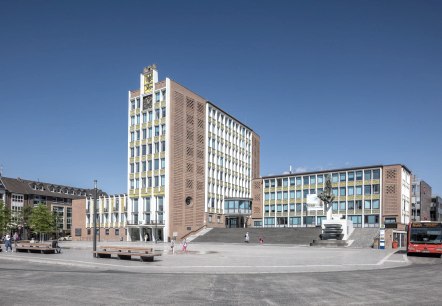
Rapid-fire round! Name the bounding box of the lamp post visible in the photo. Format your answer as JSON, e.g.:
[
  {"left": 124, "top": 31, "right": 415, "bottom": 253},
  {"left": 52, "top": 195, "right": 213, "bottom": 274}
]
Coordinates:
[{"left": 93, "top": 180, "right": 97, "bottom": 257}]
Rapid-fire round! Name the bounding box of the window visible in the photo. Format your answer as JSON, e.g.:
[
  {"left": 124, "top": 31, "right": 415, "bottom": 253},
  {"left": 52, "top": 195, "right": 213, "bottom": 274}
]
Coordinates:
[
  {"left": 155, "top": 92, "right": 160, "bottom": 102},
  {"left": 142, "top": 145, "right": 146, "bottom": 155},
  {"left": 356, "top": 171, "right": 363, "bottom": 180},
  {"left": 339, "top": 201, "right": 346, "bottom": 210},
  {"left": 303, "top": 176, "right": 309, "bottom": 185},
  {"left": 373, "top": 184, "right": 380, "bottom": 194},
  {"left": 105, "top": 229, "right": 109, "bottom": 235},
  {"left": 290, "top": 191, "right": 295, "bottom": 199},
  {"left": 296, "top": 190, "right": 301, "bottom": 199},
  {"left": 283, "top": 192, "right": 288, "bottom": 200},
  {"left": 283, "top": 178, "right": 288, "bottom": 187},
  {"left": 364, "top": 170, "right": 372, "bottom": 180},
  {"left": 290, "top": 178, "right": 295, "bottom": 186},
  {"left": 155, "top": 126, "right": 160, "bottom": 136},
  {"left": 332, "top": 173, "right": 338, "bottom": 183},
  {"left": 348, "top": 172, "right": 354, "bottom": 181},
  {"left": 161, "top": 107, "right": 166, "bottom": 117},
  {"left": 373, "top": 169, "right": 380, "bottom": 180},
  {"left": 115, "top": 229, "right": 120, "bottom": 236},
  {"left": 356, "top": 200, "right": 362, "bottom": 209},
  {"left": 332, "top": 188, "right": 338, "bottom": 196},
  {"left": 296, "top": 177, "right": 302, "bottom": 186},
  {"left": 356, "top": 186, "right": 362, "bottom": 195},
  {"left": 364, "top": 185, "right": 371, "bottom": 195},
  {"left": 372, "top": 199, "right": 380, "bottom": 209},
  {"left": 277, "top": 192, "right": 282, "bottom": 200},
  {"left": 277, "top": 179, "right": 282, "bottom": 187},
  {"left": 317, "top": 175, "right": 324, "bottom": 184},
  {"left": 340, "top": 187, "right": 346, "bottom": 196},
  {"left": 348, "top": 186, "right": 354, "bottom": 196},
  {"left": 310, "top": 176, "right": 316, "bottom": 185},
  {"left": 143, "top": 113, "right": 147, "bottom": 123},
  {"left": 364, "top": 200, "right": 371, "bottom": 209},
  {"left": 265, "top": 193, "right": 270, "bottom": 201},
  {"left": 340, "top": 173, "right": 346, "bottom": 182},
  {"left": 264, "top": 180, "right": 270, "bottom": 188},
  {"left": 348, "top": 201, "right": 354, "bottom": 210}
]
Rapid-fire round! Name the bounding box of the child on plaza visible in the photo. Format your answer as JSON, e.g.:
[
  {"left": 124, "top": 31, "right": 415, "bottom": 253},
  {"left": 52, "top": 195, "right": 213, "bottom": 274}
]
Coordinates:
[{"left": 181, "top": 238, "right": 188, "bottom": 253}]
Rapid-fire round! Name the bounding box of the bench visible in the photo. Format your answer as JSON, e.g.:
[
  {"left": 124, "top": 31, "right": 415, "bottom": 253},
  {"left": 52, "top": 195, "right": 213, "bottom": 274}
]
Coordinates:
[
  {"left": 15, "top": 241, "right": 61, "bottom": 254},
  {"left": 93, "top": 246, "right": 161, "bottom": 262}
]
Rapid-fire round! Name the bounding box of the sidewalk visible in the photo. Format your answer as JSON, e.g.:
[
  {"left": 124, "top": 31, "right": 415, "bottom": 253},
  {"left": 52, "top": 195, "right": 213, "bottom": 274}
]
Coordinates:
[{"left": 0, "top": 241, "right": 410, "bottom": 274}]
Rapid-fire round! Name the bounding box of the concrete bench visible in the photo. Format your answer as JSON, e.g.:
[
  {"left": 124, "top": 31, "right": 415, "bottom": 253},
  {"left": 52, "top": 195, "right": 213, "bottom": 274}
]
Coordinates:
[
  {"left": 16, "top": 241, "right": 61, "bottom": 254},
  {"left": 93, "top": 246, "right": 161, "bottom": 262}
]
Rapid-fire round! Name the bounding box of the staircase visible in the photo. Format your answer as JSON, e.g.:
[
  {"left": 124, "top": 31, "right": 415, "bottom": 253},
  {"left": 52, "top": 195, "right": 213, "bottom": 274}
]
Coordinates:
[
  {"left": 192, "top": 227, "right": 322, "bottom": 245},
  {"left": 347, "top": 228, "right": 380, "bottom": 248},
  {"left": 185, "top": 227, "right": 213, "bottom": 242}
]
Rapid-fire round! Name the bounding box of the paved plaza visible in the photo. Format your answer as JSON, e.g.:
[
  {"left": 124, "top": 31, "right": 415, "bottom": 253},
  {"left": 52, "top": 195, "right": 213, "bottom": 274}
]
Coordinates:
[{"left": 0, "top": 242, "right": 441, "bottom": 305}]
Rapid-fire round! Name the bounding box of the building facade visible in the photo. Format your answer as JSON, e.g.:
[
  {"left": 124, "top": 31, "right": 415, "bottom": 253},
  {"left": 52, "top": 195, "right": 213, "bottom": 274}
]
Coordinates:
[
  {"left": 253, "top": 165, "right": 412, "bottom": 244},
  {"left": 0, "top": 176, "right": 95, "bottom": 238},
  {"left": 72, "top": 194, "right": 127, "bottom": 241},
  {"left": 411, "top": 177, "right": 432, "bottom": 221},
  {"left": 125, "top": 65, "right": 260, "bottom": 241}
]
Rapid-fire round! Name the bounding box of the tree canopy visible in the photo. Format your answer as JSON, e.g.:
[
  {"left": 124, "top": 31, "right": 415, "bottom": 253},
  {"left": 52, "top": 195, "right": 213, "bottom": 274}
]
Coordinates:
[{"left": 29, "top": 203, "right": 55, "bottom": 239}]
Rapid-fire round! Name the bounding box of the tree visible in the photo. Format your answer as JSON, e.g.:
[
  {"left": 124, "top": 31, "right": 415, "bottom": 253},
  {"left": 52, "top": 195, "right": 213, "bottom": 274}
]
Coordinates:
[
  {"left": 29, "top": 203, "right": 55, "bottom": 241},
  {"left": 17, "top": 205, "right": 33, "bottom": 240},
  {"left": 0, "top": 200, "right": 12, "bottom": 237}
]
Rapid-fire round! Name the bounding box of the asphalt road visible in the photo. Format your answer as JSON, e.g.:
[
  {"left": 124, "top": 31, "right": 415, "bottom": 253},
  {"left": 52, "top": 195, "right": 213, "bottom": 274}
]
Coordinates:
[{"left": 0, "top": 254, "right": 441, "bottom": 305}]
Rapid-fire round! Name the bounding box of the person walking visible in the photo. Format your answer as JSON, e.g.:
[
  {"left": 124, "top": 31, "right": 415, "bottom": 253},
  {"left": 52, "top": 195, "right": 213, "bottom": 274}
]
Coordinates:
[
  {"left": 181, "top": 238, "right": 188, "bottom": 253},
  {"left": 5, "top": 234, "right": 12, "bottom": 252},
  {"left": 13, "top": 232, "right": 19, "bottom": 248},
  {"left": 170, "top": 239, "right": 175, "bottom": 254},
  {"left": 244, "top": 232, "right": 249, "bottom": 243}
]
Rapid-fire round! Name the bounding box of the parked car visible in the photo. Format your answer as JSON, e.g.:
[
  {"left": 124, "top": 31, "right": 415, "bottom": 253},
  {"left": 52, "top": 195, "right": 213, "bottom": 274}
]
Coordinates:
[{"left": 58, "top": 236, "right": 72, "bottom": 241}]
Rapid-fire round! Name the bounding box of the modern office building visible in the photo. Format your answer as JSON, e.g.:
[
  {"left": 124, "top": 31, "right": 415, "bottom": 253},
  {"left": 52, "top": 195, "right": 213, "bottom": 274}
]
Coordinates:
[
  {"left": 252, "top": 164, "right": 412, "bottom": 245},
  {"left": 123, "top": 65, "right": 260, "bottom": 241},
  {"left": 411, "top": 177, "right": 432, "bottom": 221},
  {"left": 0, "top": 176, "right": 96, "bottom": 238},
  {"left": 72, "top": 194, "right": 127, "bottom": 241}
]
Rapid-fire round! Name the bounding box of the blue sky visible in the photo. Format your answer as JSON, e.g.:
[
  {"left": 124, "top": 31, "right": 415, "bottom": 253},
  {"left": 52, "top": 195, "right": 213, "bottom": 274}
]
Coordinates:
[{"left": 1, "top": 1, "right": 441, "bottom": 195}]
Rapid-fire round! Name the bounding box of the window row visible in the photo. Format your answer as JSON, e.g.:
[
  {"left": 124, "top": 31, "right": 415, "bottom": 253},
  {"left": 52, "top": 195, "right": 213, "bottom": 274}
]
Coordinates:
[
  {"left": 130, "top": 141, "right": 166, "bottom": 157},
  {"left": 130, "top": 107, "right": 166, "bottom": 126},
  {"left": 130, "top": 125, "right": 166, "bottom": 141},
  {"left": 130, "top": 175, "right": 165, "bottom": 189},
  {"left": 264, "top": 200, "right": 380, "bottom": 213},
  {"left": 130, "top": 90, "right": 166, "bottom": 110},
  {"left": 264, "top": 184, "right": 380, "bottom": 200},
  {"left": 130, "top": 158, "right": 166, "bottom": 173},
  {"left": 264, "top": 169, "right": 381, "bottom": 188}
]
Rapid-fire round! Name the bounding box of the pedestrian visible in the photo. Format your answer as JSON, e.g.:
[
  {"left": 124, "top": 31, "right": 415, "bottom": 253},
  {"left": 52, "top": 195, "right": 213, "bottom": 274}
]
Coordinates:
[
  {"left": 5, "top": 234, "right": 12, "bottom": 252},
  {"left": 171, "top": 239, "right": 175, "bottom": 254},
  {"left": 144, "top": 233, "right": 148, "bottom": 242},
  {"left": 13, "top": 232, "right": 19, "bottom": 248},
  {"left": 259, "top": 237, "right": 263, "bottom": 245},
  {"left": 244, "top": 232, "right": 249, "bottom": 243},
  {"left": 182, "top": 238, "right": 188, "bottom": 253}
]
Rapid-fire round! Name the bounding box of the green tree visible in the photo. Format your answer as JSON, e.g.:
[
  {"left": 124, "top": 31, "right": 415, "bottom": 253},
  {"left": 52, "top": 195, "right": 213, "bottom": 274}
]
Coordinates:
[
  {"left": 0, "top": 200, "right": 12, "bottom": 237},
  {"left": 17, "top": 205, "right": 33, "bottom": 240},
  {"left": 29, "top": 203, "right": 55, "bottom": 241}
]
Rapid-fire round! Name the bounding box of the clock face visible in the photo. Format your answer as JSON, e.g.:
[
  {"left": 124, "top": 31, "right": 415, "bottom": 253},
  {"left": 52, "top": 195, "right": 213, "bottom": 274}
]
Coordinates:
[{"left": 144, "top": 73, "right": 153, "bottom": 93}]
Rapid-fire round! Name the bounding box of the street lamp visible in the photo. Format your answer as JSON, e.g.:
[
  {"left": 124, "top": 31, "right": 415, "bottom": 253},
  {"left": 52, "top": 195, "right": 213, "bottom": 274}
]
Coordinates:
[{"left": 93, "top": 180, "right": 97, "bottom": 257}]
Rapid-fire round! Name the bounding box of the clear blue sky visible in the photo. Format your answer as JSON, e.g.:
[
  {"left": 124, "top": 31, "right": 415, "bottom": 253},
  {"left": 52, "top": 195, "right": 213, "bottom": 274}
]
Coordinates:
[{"left": 1, "top": 1, "right": 441, "bottom": 195}]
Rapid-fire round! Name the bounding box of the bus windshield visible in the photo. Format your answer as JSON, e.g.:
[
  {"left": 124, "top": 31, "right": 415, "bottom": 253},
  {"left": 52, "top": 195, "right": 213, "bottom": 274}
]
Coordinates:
[{"left": 410, "top": 228, "right": 442, "bottom": 244}]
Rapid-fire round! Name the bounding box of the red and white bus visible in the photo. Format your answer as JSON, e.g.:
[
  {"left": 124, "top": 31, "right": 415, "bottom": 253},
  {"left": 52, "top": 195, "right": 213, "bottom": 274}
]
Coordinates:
[{"left": 407, "top": 221, "right": 442, "bottom": 256}]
